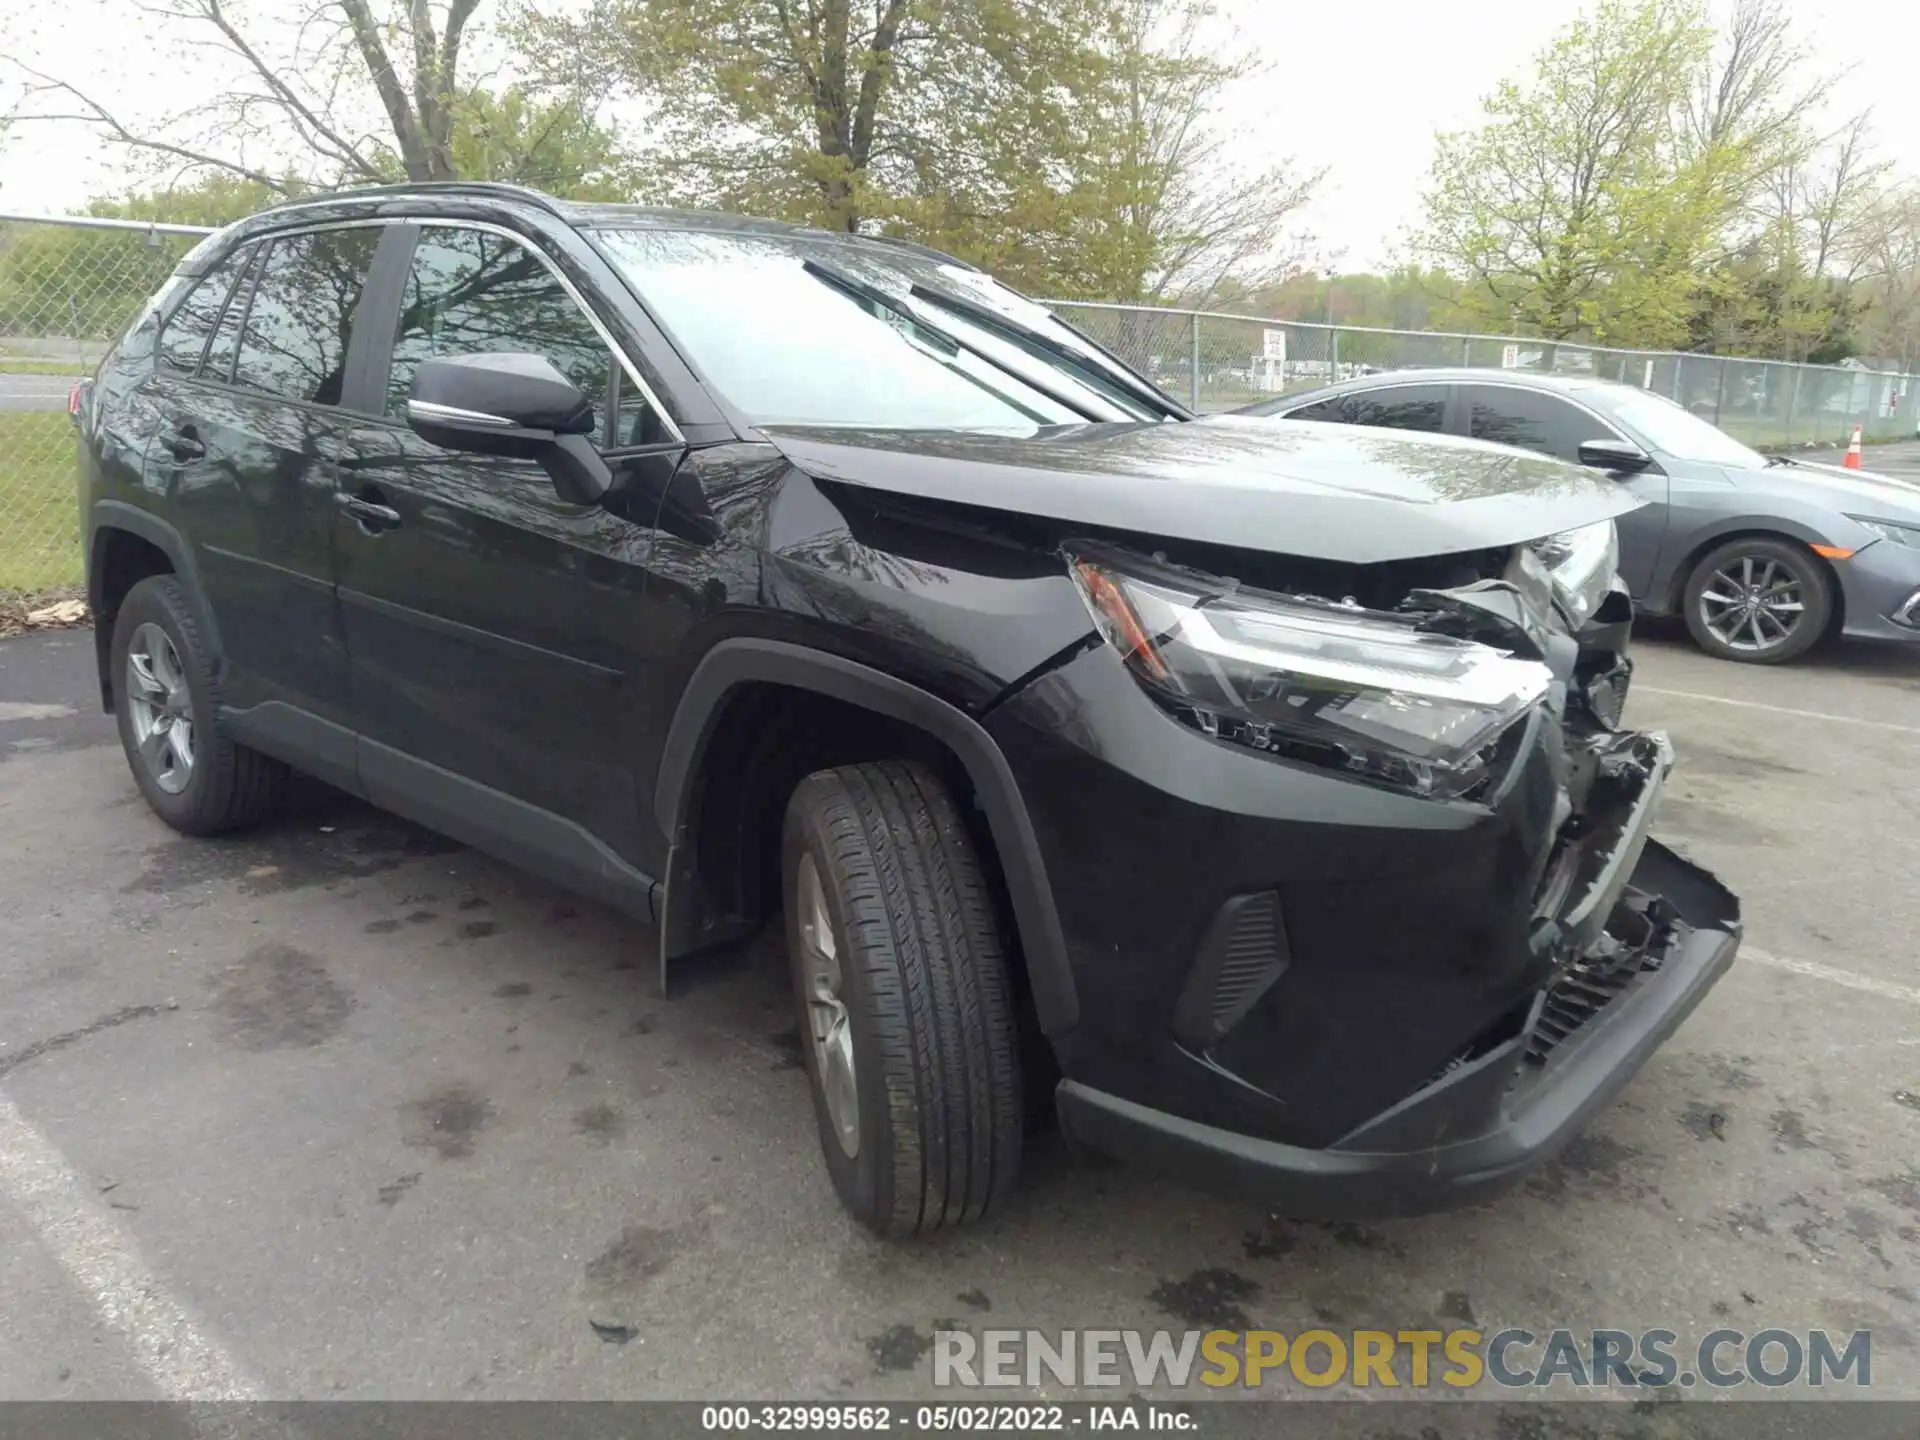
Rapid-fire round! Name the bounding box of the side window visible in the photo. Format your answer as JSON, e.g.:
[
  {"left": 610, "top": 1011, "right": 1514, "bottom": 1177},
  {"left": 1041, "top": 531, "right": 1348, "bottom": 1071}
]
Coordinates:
[
  {"left": 231, "top": 227, "right": 382, "bottom": 406},
  {"left": 387, "top": 226, "right": 645, "bottom": 444},
  {"left": 1284, "top": 397, "right": 1344, "bottom": 422},
  {"left": 1345, "top": 385, "right": 1449, "bottom": 433},
  {"left": 201, "top": 247, "right": 264, "bottom": 384},
  {"left": 157, "top": 243, "right": 257, "bottom": 375},
  {"left": 1466, "top": 386, "right": 1616, "bottom": 462}
]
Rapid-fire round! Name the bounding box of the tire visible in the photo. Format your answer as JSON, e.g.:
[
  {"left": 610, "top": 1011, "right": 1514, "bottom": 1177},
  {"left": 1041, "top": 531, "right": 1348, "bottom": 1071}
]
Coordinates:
[
  {"left": 781, "top": 760, "right": 1022, "bottom": 1237},
  {"left": 111, "top": 575, "right": 287, "bottom": 834},
  {"left": 1681, "top": 537, "right": 1833, "bottom": 665}
]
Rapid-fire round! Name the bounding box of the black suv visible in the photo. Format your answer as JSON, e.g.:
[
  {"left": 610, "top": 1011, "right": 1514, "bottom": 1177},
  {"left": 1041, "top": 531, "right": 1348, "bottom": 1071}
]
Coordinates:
[{"left": 76, "top": 183, "right": 1740, "bottom": 1237}]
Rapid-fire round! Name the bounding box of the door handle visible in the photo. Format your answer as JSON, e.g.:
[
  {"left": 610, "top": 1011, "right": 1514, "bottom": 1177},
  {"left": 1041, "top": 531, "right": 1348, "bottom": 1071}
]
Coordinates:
[
  {"left": 168, "top": 429, "right": 205, "bottom": 462},
  {"left": 336, "top": 490, "right": 402, "bottom": 532}
]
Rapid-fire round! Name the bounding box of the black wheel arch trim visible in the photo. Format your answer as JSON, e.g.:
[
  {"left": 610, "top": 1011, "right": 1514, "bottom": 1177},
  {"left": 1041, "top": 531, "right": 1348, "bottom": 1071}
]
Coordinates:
[
  {"left": 1658, "top": 521, "right": 1840, "bottom": 614},
  {"left": 654, "top": 638, "right": 1079, "bottom": 1035},
  {"left": 88, "top": 501, "right": 223, "bottom": 708}
]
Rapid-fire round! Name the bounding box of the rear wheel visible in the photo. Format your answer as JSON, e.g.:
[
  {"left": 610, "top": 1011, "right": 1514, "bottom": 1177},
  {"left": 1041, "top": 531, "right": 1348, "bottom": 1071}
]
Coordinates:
[
  {"left": 111, "top": 576, "right": 287, "bottom": 834},
  {"left": 781, "top": 761, "right": 1023, "bottom": 1237},
  {"left": 1682, "top": 537, "right": 1832, "bottom": 664}
]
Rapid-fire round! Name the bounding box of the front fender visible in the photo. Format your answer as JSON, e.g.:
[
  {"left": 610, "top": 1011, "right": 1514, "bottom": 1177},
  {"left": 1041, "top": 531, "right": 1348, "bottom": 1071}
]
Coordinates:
[{"left": 653, "top": 637, "right": 1079, "bottom": 1036}]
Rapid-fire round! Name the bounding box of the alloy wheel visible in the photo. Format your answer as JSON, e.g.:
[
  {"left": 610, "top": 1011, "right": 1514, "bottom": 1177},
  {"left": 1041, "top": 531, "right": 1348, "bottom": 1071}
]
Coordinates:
[
  {"left": 796, "top": 852, "right": 860, "bottom": 1158},
  {"left": 125, "top": 622, "right": 196, "bottom": 794},
  {"left": 1697, "top": 554, "right": 1806, "bottom": 655}
]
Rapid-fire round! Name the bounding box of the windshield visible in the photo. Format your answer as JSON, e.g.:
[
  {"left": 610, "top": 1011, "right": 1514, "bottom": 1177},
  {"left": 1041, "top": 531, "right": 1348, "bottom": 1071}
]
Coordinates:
[
  {"left": 593, "top": 228, "right": 1163, "bottom": 430},
  {"left": 1605, "top": 388, "right": 1765, "bottom": 467}
]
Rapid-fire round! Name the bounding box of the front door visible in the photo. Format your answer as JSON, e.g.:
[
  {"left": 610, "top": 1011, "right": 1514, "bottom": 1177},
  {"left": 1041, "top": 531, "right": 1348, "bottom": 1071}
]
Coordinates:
[
  {"left": 333, "top": 222, "right": 671, "bottom": 887},
  {"left": 1461, "top": 383, "right": 1671, "bottom": 599}
]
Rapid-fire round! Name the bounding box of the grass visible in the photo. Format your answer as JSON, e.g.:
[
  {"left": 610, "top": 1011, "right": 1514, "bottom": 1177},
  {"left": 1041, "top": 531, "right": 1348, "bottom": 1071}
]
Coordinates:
[
  {"left": 0, "top": 411, "right": 83, "bottom": 593},
  {"left": 0, "top": 358, "right": 91, "bottom": 376}
]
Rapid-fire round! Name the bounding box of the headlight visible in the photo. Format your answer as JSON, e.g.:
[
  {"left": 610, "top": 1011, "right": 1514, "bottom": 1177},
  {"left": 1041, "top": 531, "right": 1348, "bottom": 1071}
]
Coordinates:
[
  {"left": 1069, "top": 553, "right": 1552, "bottom": 799},
  {"left": 1851, "top": 516, "right": 1920, "bottom": 547},
  {"left": 1525, "top": 519, "right": 1618, "bottom": 627}
]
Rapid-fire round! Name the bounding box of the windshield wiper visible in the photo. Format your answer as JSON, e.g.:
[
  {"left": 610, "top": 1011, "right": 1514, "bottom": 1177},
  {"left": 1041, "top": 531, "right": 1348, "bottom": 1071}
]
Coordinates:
[
  {"left": 800, "top": 259, "right": 1106, "bottom": 424},
  {"left": 906, "top": 281, "right": 1190, "bottom": 421}
]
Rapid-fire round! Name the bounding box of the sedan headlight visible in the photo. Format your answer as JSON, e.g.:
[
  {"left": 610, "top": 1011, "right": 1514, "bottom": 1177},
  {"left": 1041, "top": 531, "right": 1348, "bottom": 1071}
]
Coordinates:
[
  {"left": 1524, "top": 519, "right": 1618, "bottom": 627},
  {"left": 1070, "top": 553, "right": 1552, "bottom": 799},
  {"left": 1851, "top": 516, "right": 1920, "bottom": 547}
]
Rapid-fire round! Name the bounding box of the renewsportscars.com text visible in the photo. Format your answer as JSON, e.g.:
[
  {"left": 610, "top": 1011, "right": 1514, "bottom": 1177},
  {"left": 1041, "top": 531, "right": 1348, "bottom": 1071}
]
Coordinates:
[{"left": 933, "top": 1327, "right": 1872, "bottom": 1390}]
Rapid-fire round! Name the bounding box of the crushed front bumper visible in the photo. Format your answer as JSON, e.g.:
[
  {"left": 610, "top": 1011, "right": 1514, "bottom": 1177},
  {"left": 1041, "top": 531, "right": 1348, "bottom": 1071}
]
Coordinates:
[{"left": 1057, "top": 838, "right": 1739, "bottom": 1217}]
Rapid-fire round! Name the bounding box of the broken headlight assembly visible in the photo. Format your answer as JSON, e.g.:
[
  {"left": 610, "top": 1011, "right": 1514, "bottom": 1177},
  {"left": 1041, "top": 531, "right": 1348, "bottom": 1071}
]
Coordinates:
[
  {"left": 1520, "top": 518, "right": 1619, "bottom": 628},
  {"left": 1070, "top": 552, "right": 1552, "bottom": 799}
]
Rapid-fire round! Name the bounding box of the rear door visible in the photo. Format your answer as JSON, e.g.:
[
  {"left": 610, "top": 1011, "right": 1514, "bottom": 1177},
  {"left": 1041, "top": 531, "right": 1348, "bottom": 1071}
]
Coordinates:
[
  {"left": 1284, "top": 383, "right": 1454, "bottom": 434},
  {"left": 155, "top": 224, "right": 390, "bottom": 763},
  {"left": 332, "top": 221, "right": 671, "bottom": 877},
  {"left": 1461, "top": 383, "right": 1670, "bottom": 598}
]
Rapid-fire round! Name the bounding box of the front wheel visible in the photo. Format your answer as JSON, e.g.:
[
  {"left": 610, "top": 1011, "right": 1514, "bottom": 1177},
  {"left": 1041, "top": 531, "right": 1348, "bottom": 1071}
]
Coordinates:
[
  {"left": 1682, "top": 538, "right": 1832, "bottom": 664},
  {"left": 781, "top": 761, "right": 1023, "bottom": 1237}
]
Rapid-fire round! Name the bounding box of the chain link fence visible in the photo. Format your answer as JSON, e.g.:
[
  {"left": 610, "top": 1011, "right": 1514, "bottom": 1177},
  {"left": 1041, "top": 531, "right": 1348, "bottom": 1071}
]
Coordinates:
[
  {"left": 1050, "top": 301, "right": 1920, "bottom": 448},
  {"left": 4, "top": 213, "right": 1920, "bottom": 598},
  {"left": 0, "top": 214, "right": 210, "bottom": 597}
]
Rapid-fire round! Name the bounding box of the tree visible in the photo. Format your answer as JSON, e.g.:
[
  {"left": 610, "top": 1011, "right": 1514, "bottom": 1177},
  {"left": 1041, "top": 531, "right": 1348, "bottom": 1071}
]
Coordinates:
[
  {"left": 1700, "top": 111, "right": 1890, "bottom": 361},
  {"left": 1054, "top": 0, "right": 1319, "bottom": 306},
  {"left": 1418, "top": 0, "right": 1746, "bottom": 348},
  {"left": 4, "top": 0, "right": 499, "bottom": 193},
  {"left": 1850, "top": 187, "right": 1920, "bottom": 369},
  {"left": 512, "top": 0, "right": 1089, "bottom": 234},
  {"left": 511, "top": 0, "right": 1315, "bottom": 300}
]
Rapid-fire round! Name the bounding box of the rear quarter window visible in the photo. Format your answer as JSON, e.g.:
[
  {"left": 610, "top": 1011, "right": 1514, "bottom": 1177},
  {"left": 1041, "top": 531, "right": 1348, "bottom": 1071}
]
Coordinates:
[{"left": 157, "top": 243, "right": 258, "bottom": 375}]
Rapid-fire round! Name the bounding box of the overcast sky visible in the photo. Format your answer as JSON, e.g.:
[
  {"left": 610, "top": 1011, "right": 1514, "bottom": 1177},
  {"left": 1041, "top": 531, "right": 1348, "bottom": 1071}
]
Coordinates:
[{"left": 3, "top": 0, "right": 1916, "bottom": 271}]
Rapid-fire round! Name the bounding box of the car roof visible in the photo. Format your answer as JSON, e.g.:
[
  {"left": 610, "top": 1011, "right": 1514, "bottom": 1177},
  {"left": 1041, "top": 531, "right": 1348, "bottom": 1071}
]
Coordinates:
[
  {"left": 1241, "top": 367, "right": 1692, "bottom": 419},
  {"left": 1276, "top": 367, "right": 1623, "bottom": 401},
  {"left": 202, "top": 181, "right": 975, "bottom": 270}
]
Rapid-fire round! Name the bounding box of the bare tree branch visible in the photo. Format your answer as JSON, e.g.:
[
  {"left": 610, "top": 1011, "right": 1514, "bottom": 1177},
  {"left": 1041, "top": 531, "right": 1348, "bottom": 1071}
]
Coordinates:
[{"left": 4, "top": 62, "right": 296, "bottom": 193}]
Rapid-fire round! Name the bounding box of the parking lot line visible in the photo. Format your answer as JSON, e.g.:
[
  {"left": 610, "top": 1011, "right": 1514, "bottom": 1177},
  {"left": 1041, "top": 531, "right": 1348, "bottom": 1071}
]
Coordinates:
[
  {"left": 0, "top": 1088, "right": 260, "bottom": 1402},
  {"left": 1741, "top": 946, "right": 1920, "bottom": 1005},
  {"left": 1636, "top": 686, "right": 1920, "bottom": 735}
]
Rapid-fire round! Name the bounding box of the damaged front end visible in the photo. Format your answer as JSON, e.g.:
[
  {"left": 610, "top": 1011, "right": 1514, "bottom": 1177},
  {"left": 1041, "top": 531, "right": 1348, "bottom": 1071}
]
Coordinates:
[{"left": 1041, "top": 524, "right": 1741, "bottom": 1215}]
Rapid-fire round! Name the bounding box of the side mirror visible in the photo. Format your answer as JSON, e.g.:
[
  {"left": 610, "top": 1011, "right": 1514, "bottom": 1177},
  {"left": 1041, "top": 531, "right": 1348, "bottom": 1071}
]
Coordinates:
[
  {"left": 1577, "top": 438, "right": 1653, "bottom": 475},
  {"left": 407, "top": 353, "right": 612, "bottom": 506}
]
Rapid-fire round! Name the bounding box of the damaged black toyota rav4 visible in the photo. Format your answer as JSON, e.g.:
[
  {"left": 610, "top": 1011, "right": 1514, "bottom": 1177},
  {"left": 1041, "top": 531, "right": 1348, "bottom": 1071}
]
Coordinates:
[{"left": 77, "top": 184, "right": 1740, "bottom": 1236}]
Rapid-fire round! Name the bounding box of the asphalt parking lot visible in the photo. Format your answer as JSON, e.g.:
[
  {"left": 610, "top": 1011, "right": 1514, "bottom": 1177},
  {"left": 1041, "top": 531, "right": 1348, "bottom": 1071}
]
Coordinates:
[{"left": 2, "top": 530, "right": 1918, "bottom": 1422}]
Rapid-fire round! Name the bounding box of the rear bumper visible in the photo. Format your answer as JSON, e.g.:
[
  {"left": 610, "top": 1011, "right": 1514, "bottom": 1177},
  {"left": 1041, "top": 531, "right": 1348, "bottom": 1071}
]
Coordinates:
[{"left": 1056, "top": 840, "right": 1740, "bottom": 1218}]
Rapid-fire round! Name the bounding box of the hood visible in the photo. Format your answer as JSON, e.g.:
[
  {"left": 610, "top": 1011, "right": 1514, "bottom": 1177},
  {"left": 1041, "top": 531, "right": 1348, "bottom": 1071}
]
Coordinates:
[
  {"left": 1757, "top": 457, "right": 1920, "bottom": 518},
  {"left": 760, "top": 415, "right": 1642, "bottom": 565}
]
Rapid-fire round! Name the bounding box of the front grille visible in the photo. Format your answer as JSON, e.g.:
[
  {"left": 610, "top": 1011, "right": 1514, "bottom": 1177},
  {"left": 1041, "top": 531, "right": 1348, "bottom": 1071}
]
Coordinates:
[{"left": 1524, "top": 944, "right": 1665, "bottom": 1067}]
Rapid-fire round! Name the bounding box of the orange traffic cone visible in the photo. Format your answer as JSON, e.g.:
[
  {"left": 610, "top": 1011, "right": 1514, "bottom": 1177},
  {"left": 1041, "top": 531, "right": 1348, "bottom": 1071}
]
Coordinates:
[{"left": 1844, "top": 425, "right": 1863, "bottom": 469}]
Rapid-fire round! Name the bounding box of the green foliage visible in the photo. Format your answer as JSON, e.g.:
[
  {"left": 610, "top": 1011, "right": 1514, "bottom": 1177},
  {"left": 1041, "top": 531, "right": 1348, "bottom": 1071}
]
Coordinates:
[
  {"left": 1688, "top": 223, "right": 1862, "bottom": 362},
  {"left": 433, "top": 88, "right": 634, "bottom": 200},
  {"left": 509, "top": 0, "right": 1313, "bottom": 300},
  {"left": 86, "top": 174, "right": 293, "bottom": 228},
  {"left": 1233, "top": 266, "right": 1470, "bottom": 333},
  {"left": 1420, "top": 0, "right": 1739, "bottom": 348}
]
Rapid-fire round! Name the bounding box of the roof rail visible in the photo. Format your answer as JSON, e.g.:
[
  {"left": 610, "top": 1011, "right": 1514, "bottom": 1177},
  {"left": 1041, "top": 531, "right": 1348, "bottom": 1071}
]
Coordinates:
[{"left": 253, "top": 180, "right": 570, "bottom": 221}]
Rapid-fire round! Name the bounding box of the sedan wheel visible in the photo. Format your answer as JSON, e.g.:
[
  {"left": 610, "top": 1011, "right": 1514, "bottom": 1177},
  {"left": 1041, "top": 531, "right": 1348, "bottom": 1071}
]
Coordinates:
[
  {"left": 1697, "top": 554, "right": 1805, "bottom": 655},
  {"left": 1682, "top": 538, "right": 1832, "bottom": 665}
]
